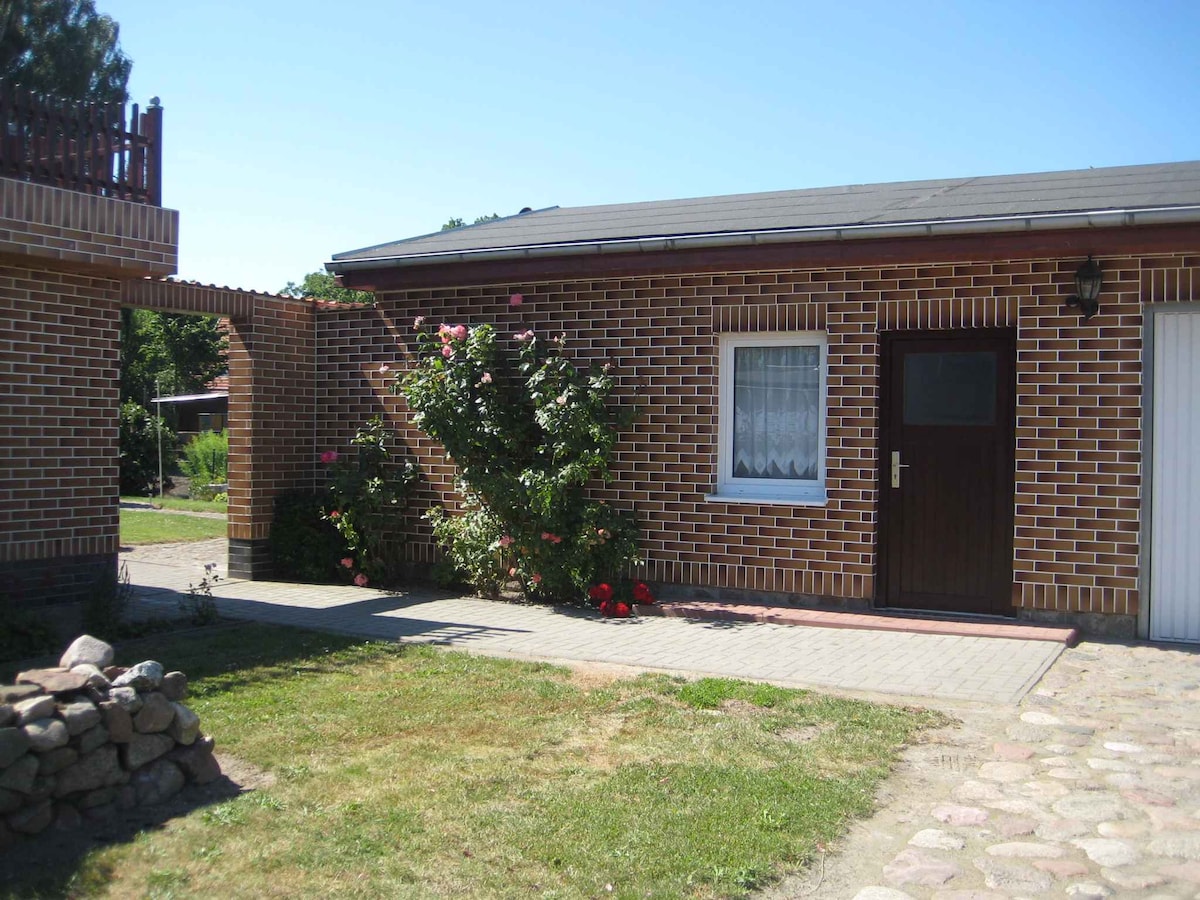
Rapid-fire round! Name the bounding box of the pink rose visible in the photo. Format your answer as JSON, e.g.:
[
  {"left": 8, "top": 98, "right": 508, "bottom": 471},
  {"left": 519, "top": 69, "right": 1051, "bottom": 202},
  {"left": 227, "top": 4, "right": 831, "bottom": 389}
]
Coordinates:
[
  {"left": 441, "top": 345, "right": 453, "bottom": 358},
  {"left": 340, "top": 557, "right": 354, "bottom": 569},
  {"left": 354, "top": 573, "right": 368, "bottom": 587},
  {"left": 499, "top": 535, "right": 514, "bottom": 547},
  {"left": 480, "top": 372, "right": 492, "bottom": 384},
  {"left": 378, "top": 363, "right": 390, "bottom": 374},
  {"left": 450, "top": 324, "right": 468, "bottom": 341},
  {"left": 413, "top": 315, "right": 426, "bottom": 330},
  {"left": 555, "top": 394, "right": 567, "bottom": 405},
  {"left": 508, "top": 567, "right": 517, "bottom": 576},
  {"left": 514, "top": 329, "right": 534, "bottom": 342},
  {"left": 321, "top": 450, "right": 339, "bottom": 464},
  {"left": 531, "top": 573, "right": 542, "bottom": 584},
  {"left": 509, "top": 293, "right": 523, "bottom": 307}
]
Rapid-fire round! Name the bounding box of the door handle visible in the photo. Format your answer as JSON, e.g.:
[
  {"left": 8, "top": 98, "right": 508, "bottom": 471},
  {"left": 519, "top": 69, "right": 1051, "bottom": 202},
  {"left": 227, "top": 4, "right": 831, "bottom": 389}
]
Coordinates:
[{"left": 890, "top": 451, "right": 910, "bottom": 488}]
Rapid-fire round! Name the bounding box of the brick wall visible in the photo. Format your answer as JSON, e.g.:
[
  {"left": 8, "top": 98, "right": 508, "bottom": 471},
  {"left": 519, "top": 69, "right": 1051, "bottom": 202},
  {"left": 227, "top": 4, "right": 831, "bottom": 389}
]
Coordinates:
[
  {"left": 0, "top": 263, "right": 121, "bottom": 605},
  {"left": 314, "top": 250, "right": 1200, "bottom": 623}
]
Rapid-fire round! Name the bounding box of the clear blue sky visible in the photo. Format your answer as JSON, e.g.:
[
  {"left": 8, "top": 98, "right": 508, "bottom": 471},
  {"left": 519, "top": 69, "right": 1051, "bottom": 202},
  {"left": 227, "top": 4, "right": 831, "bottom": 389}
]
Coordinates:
[{"left": 102, "top": 0, "right": 1200, "bottom": 294}]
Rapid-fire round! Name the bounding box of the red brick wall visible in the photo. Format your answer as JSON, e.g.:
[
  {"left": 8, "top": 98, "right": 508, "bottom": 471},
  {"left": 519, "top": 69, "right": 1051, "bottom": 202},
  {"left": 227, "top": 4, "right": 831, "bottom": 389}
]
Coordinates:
[
  {"left": 0, "top": 263, "right": 121, "bottom": 602},
  {"left": 315, "top": 251, "right": 1199, "bottom": 621}
]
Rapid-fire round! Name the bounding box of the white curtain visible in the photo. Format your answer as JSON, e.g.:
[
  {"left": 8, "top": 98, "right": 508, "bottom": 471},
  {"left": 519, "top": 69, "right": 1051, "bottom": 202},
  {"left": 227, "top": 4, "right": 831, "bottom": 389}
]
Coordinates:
[{"left": 732, "top": 345, "right": 820, "bottom": 480}]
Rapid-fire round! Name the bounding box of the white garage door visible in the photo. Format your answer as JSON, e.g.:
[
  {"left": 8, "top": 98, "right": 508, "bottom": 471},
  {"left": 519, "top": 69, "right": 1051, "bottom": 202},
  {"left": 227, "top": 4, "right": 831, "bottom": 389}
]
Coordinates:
[{"left": 1150, "top": 308, "right": 1200, "bottom": 642}]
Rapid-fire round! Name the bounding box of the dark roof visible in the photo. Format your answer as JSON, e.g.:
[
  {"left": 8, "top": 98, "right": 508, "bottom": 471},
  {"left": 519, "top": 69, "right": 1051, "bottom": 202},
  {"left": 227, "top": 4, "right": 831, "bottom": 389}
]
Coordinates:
[{"left": 330, "top": 161, "right": 1200, "bottom": 268}]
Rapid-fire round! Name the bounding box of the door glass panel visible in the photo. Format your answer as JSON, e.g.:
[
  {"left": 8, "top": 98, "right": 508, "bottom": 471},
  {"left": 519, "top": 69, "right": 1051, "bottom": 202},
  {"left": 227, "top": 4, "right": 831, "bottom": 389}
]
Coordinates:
[{"left": 903, "top": 351, "right": 996, "bottom": 425}]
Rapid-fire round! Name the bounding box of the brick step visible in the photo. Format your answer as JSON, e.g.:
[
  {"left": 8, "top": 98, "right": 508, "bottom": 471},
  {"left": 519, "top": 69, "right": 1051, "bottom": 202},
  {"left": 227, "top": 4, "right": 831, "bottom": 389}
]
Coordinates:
[{"left": 637, "top": 600, "right": 1079, "bottom": 645}]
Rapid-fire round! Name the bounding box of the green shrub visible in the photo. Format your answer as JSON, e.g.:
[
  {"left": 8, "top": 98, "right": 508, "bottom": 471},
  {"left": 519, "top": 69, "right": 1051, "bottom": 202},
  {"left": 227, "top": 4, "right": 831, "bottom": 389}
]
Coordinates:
[
  {"left": 397, "top": 321, "right": 639, "bottom": 601},
  {"left": 268, "top": 490, "right": 348, "bottom": 583},
  {"left": 81, "top": 562, "right": 133, "bottom": 639},
  {"left": 0, "top": 598, "right": 58, "bottom": 662},
  {"left": 181, "top": 431, "right": 228, "bottom": 498},
  {"left": 119, "top": 401, "right": 177, "bottom": 495}
]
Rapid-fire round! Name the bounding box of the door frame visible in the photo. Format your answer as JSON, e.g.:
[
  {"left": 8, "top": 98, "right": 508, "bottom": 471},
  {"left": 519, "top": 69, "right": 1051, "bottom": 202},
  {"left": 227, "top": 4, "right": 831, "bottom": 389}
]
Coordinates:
[
  {"left": 876, "top": 328, "right": 1018, "bottom": 614},
  {"left": 1140, "top": 302, "right": 1200, "bottom": 641}
]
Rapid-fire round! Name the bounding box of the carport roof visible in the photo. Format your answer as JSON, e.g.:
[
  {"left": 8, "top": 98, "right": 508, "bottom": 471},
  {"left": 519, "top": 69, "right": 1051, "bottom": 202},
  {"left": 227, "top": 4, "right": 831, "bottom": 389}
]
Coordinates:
[{"left": 329, "top": 160, "right": 1200, "bottom": 271}]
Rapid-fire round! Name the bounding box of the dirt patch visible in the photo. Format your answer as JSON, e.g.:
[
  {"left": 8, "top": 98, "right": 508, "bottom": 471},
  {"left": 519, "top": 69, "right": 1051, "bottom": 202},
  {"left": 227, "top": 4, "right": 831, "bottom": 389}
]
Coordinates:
[{"left": 0, "top": 753, "right": 274, "bottom": 887}]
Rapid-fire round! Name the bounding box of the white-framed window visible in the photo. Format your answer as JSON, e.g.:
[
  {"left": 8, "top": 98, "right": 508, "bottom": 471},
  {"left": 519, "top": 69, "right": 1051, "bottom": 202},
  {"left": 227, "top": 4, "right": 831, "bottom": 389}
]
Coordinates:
[{"left": 711, "top": 332, "right": 827, "bottom": 504}]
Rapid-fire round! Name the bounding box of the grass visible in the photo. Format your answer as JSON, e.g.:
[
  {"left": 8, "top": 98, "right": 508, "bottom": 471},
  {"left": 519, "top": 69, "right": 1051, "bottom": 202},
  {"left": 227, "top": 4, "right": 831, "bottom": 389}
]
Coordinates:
[
  {"left": 119, "top": 509, "right": 227, "bottom": 544},
  {"left": 121, "top": 495, "right": 228, "bottom": 514},
  {"left": 10, "top": 625, "right": 947, "bottom": 900}
]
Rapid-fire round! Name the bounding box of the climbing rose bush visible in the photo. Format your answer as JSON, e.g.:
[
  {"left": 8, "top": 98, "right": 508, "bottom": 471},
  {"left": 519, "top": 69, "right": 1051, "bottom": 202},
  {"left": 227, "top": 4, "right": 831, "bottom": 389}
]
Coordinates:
[{"left": 396, "top": 320, "right": 640, "bottom": 601}]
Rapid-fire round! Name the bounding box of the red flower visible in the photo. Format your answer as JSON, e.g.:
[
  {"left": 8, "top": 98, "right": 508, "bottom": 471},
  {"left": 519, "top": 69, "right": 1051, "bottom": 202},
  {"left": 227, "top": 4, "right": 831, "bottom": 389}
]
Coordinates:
[
  {"left": 588, "top": 583, "right": 613, "bottom": 603},
  {"left": 598, "top": 599, "right": 611, "bottom": 616},
  {"left": 353, "top": 573, "right": 368, "bottom": 587},
  {"left": 632, "top": 582, "right": 655, "bottom": 605},
  {"left": 611, "top": 601, "right": 631, "bottom": 618}
]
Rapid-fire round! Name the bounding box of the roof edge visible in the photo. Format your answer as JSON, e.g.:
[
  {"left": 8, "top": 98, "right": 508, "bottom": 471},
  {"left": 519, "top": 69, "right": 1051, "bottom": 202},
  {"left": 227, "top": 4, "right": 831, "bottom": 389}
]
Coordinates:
[{"left": 327, "top": 205, "right": 1200, "bottom": 274}]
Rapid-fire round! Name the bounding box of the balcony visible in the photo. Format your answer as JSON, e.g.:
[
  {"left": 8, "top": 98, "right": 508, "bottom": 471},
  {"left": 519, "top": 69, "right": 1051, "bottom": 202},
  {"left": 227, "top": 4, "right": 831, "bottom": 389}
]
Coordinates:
[{"left": 0, "top": 85, "right": 162, "bottom": 206}]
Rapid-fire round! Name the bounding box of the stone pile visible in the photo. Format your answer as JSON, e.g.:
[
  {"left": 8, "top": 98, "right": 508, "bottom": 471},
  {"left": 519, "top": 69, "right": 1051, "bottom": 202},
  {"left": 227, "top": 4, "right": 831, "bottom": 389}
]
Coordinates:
[{"left": 0, "top": 634, "right": 220, "bottom": 842}]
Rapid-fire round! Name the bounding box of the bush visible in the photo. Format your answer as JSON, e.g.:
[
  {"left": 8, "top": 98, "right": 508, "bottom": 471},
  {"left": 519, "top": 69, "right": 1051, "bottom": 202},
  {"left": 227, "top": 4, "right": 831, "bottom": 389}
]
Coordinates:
[
  {"left": 397, "top": 320, "right": 639, "bottom": 601},
  {"left": 268, "top": 490, "right": 348, "bottom": 583},
  {"left": 180, "top": 430, "right": 228, "bottom": 498},
  {"left": 119, "top": 401, "right": 176, "bottom": 495}
]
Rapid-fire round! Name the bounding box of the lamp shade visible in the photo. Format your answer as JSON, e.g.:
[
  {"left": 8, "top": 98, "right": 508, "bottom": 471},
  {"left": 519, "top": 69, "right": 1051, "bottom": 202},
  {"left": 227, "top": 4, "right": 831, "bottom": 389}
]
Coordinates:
[{"left": 1075, "top": 257, "right": 1103, "bottom": 302}]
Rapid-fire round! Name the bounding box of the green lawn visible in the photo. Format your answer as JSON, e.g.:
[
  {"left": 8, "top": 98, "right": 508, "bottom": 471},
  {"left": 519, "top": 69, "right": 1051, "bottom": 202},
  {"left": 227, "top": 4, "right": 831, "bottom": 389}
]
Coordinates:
[
  {"left": 119, "top": 509, "right": 227, "bottom": 544},
  {"left": 121, "top": 495, "right": 228, "bottom": 514},
  {"left": 14, "top": 626, "right": 945, "bottom": 899}
]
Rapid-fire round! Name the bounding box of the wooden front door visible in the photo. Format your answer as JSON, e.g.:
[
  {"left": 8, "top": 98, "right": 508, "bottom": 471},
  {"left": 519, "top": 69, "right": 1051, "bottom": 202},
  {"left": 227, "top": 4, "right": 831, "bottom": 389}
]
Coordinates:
[{"left": 878, "top": 331, "right": 1016, "bottom": 616}]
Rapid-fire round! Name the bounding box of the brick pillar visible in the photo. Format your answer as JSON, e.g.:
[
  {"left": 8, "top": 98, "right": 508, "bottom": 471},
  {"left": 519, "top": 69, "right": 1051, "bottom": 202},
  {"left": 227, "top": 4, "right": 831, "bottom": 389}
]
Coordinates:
[{"left": 225, "top": 295, "right": 316, "bottom": 579}]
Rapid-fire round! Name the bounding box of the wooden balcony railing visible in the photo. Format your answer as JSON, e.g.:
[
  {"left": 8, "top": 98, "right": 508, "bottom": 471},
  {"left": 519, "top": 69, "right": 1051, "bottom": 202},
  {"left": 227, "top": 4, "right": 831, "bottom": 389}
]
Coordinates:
[{"left": 0, "top": 86, "right": 162, "bottom": 206}]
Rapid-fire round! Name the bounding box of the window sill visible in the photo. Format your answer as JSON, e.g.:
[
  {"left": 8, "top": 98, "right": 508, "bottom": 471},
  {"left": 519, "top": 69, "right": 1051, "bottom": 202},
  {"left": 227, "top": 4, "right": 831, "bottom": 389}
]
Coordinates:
[{"left": 704, "top": 491, "right": 829, "bottom": 507}]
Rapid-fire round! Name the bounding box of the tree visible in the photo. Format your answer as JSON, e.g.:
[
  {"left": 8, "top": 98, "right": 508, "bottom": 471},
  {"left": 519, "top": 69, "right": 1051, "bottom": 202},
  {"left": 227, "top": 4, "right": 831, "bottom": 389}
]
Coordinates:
[
  {"left": 280, "top": 271, "right": 374, "bottom": 305},
  {"left": 0, "top": 0, "right": 131, "bottom": 104},
  {"left": 120, "top": 309, "right": 227, "bottom": 406},
  {"left": 441, "top": 213, "right": 500, "bottom": 231}
]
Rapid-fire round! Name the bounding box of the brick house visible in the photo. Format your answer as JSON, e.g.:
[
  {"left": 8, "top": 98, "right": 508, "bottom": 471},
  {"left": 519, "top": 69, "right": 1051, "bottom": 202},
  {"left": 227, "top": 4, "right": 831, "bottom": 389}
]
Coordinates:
[{"left": 326, "top": 161, "right": 1200, "bottom": 641}]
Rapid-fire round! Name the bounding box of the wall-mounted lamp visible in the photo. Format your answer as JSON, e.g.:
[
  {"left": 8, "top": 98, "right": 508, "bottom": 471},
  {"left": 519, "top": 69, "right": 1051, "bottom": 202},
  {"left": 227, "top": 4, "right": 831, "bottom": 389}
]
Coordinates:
[{"left": 1064, "top": 256, "right": 1103, "bottom": 321}]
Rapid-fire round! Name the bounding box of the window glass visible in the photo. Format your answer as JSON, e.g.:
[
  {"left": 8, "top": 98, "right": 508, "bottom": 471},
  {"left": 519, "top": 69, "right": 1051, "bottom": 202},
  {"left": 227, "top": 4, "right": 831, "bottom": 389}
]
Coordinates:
[
  {"left": 732, "top": 345, "right": 821, "bottom": 480},
  {"left": 903, "top": 351, "right": 996, "bottom": 426}
]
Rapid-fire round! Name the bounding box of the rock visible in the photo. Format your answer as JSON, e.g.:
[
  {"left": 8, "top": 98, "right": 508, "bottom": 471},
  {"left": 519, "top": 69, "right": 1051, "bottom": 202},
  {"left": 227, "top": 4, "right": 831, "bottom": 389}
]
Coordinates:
[
  {"left": 0, "top": 685, "right": 42, "bottom": 704},
  {"left": 133, "top": 692, "right": 175, "bottom": 734},
  {"left": 22, "top": 717, "right": 69, "bottom": 752},
  {"left": 58, "top": 698, "right": 101, "bottom": 736},
  {"left": 1065, "top": 882, "right": 1112, "bottom": 898},
  {"left": 931, "top": 804, "right": 989, "bottom": 826},
  {"left": 1020, "top": 711, "right": 1062, "bottom": 726},
  {"left": 76, "top": 724, "right": 109, "bottom": 755},
  {"left": 993, "top": 741, "right": 1035, "bottom": 760},
  {"left": 1051, "top": 793, "right": 1129, "bottom": 822},
  {"left": 0, "top": 705, "right": 12, "bottom": 728},
  {"left": 1100, "top": 868, "right": 1166, "bottom": 890},
  {"left": 985, "top": 842, "right": 1065, "bottom": 859},
  {"left": 114, "top": 784, "right": 137, "bottom": 809},
  {"left": 1071, "top": 837, "right": 1138, "bottom": 867},
  {"left": 882, "top": 849, "right": 962, "bottom": 887},
  {"left": 973, "top": 858, "right": 1053, "bottom": 893},
  {"left": 131, "top": 759, "right": 184, "bottom": 806},
  {"left": 103, "top": 666, "right": 125, "bottom": 680},
  {"left": 59, "top": 635, "right": 114, "bottom": 670},
  {"left": 36, "top": 746, "right": 78, "bottom": 776},
  {"left": 79, "top": 786, "right": 117, "bottom": 809},
  {"left": 0, "top": 754, "right": 39, "bottom": 793},
  {"left": 168, "top": 736, "right": 220, "bottom": 784},
  {"left": 167, "top": 703, "right": 199, "bottom": 745},
  {"left": 1103, "top": 741, "right": 1144, "bottom": 753},
  {"left": 978, "top": 761, "right": 1034, "bottom": 782},
  {"left": 995, "top": 817, "right": 1037, "bottom": 837},
  {"left": 161, "top": 671, "right": 188, "bottom": 701},
  {"left": 15, "top": 668, "right": 90, "bottom": 695},
  {"left": 0, "top": 727, "right": 31, "bottom": 768},
  {"left": 78, "top": 787, "right": 117, "bottom": 811},
  {"left": 99, "top": 701, "right": 132, "bottom": 743},
  {"left": 53, "top": 802, "right": 82, "bottom": 831},
  {"left": 28, "top": 776, "right": 55, "bottom": 802},
  {"left": 13, "top": 694, "right": 56, "bottom": 724},
  {"left": 851, "top": 890, "right": 916, "bottom": 900},
  {"left": 1147, "top": 832, "right": 1200, "bottom": 860},
  {"left": 107, "top": 686, "right": 142, "bottom": 714},
  {"left": 111, "top": 661, "right": 164, "bottom": 692},
  {"left": 69, "top": 664, "right": 111, "bottom": 691},
  {"left": 54, "top": 745, "right": 123, "bottom": 796},
  {"left": 1032, "top": 858, "right": 1089, "bottom": 877},
  {"left": 121, "top": 732, "right": 174, "bottom": 770},
  {"left": 1036, "top": 818, "right": 1093, "bottom": 841},
  {"left": 909, "top": 829, "right": 965, "bottom": 850},
  {"left": 7, "top": 798, "right": 52, "bottom": 834},
  {"left": 0, "top": 788, "right": 21, "bottom": 814}
]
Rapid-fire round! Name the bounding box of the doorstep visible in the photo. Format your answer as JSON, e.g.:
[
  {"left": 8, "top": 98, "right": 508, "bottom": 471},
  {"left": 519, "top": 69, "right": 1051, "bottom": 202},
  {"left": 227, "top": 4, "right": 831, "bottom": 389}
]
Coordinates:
[{"left": 637, "top": 600, "right": 1079, "bottom": 646}]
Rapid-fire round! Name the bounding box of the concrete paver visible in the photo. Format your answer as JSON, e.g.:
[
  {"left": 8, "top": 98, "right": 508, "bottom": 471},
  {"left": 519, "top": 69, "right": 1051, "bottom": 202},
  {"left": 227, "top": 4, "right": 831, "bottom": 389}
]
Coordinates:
[{"left": 125, "top": 542, "right": 1061, "bottom": 705}]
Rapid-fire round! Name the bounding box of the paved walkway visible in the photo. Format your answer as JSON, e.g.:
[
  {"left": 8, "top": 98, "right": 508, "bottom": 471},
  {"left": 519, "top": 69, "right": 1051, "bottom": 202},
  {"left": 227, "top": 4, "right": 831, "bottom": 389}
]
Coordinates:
[
  {"left": 123, "top": 541, "right": 1200, "bottom": 897},
  {"left": 123, "top": 540, "right": 1060, "bottom": 705}
]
